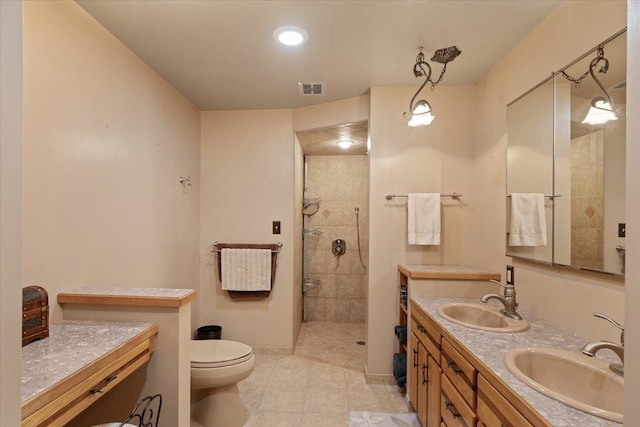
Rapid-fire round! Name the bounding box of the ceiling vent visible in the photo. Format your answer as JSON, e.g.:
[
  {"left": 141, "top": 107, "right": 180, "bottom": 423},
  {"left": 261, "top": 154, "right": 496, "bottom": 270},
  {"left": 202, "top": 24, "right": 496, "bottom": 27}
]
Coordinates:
[{"left": 298, "top": 82, "right": 326, "bottom": 96}]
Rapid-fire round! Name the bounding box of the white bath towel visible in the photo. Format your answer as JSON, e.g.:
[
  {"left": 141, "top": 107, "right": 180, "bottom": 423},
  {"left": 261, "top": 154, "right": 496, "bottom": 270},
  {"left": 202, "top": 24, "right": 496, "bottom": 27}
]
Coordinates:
[
  {"left": 221, "top": 248, "right": 272, "bottom": 291},
  {"left": 407, "top": 193, "right": 441, "bottom": 245},
  {"left": 508, "top": 193, "right": 547, "bottom": 246}
]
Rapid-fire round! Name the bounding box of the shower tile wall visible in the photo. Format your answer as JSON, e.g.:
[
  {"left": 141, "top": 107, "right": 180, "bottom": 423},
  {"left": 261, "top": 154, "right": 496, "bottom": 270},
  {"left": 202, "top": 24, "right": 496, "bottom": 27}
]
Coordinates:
[
  {"left": 305, "top": 155, "right": 369, "bottom": 322},
  {"left": 571, "top": 130, "right": 604, "bottom": 270}
]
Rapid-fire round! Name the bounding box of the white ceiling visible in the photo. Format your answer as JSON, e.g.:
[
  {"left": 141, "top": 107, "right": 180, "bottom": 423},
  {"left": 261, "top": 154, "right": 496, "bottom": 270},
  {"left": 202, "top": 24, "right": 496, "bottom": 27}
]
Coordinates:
[{"left": 76, "top": 0, "right": 562, "bottom": 111}]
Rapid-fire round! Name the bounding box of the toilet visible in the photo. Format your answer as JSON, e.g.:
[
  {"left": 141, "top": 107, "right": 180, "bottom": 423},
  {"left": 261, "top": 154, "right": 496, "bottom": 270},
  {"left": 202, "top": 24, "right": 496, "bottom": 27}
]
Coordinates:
[{"left": 190, "top": 339, "right": 255, "bottom": 427}]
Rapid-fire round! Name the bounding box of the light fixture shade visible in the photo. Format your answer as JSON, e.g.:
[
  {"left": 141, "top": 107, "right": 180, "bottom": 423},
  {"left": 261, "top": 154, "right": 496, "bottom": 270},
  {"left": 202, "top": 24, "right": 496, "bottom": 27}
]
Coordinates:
[
  {"left": 273, "top": 26, "right": 308, "bottom": 46},
  {"left": 408, "top": 100, "right": 435, "bottom": 127},
  {"left": 336, "top": 140, "right": 354, "bottom": 149},
  {"left": 582, "top": 97, "right": 617, "bottom": 125}
]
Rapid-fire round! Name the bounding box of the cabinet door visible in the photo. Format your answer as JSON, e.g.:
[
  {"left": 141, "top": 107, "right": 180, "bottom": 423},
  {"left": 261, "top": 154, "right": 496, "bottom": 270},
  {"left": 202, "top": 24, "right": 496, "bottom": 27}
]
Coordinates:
[
  {"left": 426, "top": 354, "right": 442, "bottom": 427},
  {"left": 418, "top": 341, "right": 429, "bottom": 425},
  {"left": 409, "top": 332, "right": 420, "bottom": 410}
]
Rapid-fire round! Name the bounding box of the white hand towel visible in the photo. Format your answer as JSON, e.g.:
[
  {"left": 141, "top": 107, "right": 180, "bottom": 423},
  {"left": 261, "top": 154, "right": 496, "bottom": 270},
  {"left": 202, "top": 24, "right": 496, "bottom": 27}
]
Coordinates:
[
  {"left": 408, "top": 193, "right": 441, "bottom": 245},
  {"left": 221, "top": 248, "right": 272, "bottom": 291},
  {"left": 508, "top": 193, "right": 547, "bottom": 246}
]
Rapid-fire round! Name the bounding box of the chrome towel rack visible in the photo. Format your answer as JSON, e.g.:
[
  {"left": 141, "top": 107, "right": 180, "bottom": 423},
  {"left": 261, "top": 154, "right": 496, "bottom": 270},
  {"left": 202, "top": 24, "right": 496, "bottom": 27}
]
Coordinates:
[{"left": 385, "top": 192, "right": 462, "bottom": 201}]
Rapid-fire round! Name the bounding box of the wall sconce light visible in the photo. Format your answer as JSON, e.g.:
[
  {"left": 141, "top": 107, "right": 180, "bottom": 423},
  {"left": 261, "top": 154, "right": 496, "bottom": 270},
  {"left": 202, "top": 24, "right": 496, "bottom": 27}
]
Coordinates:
[
  {"left": 404, "top": 46, "right": 461, "bottom": 127},
  {"left": 562, "top": 46, "right": 617, "bottom": 125}
]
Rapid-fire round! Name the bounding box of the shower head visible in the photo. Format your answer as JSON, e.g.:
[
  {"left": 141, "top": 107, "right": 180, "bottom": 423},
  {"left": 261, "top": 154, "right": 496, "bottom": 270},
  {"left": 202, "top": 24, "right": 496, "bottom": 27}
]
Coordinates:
[{"left": 431, "top": 46, "right": 462, "bottom": 65}]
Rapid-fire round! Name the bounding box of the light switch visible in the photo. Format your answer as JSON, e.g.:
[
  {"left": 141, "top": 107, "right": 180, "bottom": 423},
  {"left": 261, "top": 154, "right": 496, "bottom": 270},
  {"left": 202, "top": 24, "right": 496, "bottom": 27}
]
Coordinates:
[{"left": 272, "top": 221, "right": 281, "bottom": 235}]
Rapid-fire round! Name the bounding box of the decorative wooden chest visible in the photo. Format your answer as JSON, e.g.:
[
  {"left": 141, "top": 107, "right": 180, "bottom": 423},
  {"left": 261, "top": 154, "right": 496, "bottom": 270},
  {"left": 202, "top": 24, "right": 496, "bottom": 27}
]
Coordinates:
[{"left": 22, "top": 285, "right": 49, "bottom": 346}]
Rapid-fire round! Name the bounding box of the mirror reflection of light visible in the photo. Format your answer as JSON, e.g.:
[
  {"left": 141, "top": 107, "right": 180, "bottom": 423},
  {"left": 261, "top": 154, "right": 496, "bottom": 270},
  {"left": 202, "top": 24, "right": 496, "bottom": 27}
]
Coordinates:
[{"left": 582, "top": 98, "right": 618, "bottom": 125}]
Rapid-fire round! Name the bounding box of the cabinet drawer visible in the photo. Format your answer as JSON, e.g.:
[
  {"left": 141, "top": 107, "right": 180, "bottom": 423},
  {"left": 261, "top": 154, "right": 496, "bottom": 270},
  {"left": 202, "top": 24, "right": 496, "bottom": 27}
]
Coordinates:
[
  {"left": 411, "top": 317, "right": 440, "bottom": 361},
  {"left": 411, "top": 302, "right": 442, "bottom": 347},
  {"left": 441, "top": 375, "right": 476, "bottom": 427},
  {"left": 477, "top": 375, "right": 534, "bottom": 427},
  {"left": 441, "top": 338, "right": 476, "bottom": 409}
]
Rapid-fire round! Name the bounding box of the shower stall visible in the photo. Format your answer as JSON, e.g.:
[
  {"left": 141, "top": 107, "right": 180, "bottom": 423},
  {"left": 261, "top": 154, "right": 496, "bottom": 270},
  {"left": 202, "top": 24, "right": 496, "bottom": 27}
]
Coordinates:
[{"left": 301, "top": 154, "right": 369, "bottom": 323}]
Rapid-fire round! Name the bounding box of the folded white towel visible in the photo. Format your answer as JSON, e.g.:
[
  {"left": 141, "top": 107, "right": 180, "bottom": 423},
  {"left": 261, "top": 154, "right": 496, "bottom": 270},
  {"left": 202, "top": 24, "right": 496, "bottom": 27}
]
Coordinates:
[
  {"left": 508, "top": 193, "right": 547, "bottom": 246},
  {"left": 221, "top": 249, "right": 272, "bottom": 291},
  {"left": 408, "top": 193, "right": 441, "bottom": 245}
]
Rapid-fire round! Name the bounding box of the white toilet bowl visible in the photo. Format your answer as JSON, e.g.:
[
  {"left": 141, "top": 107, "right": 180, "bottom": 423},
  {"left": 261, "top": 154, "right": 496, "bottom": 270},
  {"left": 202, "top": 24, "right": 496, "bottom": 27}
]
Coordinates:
[{"left": 190, "top": 340, "right": 255, "bottom": 427}]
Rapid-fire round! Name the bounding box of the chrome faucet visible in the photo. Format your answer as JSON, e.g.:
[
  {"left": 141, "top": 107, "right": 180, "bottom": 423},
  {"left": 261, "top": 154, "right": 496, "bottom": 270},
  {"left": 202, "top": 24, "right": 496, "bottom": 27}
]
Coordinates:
[
  {"left": 582, "top": 313, "right": 624, "bottom": 376},
  {"left": 480, "top": 279, "right": 522, "bottom": 320}
]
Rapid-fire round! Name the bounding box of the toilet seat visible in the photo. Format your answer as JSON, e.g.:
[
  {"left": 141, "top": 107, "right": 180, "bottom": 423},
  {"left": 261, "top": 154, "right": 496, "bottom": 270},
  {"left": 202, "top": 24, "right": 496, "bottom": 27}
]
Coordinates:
[{"left": 191, "top": 340, "right": 253, "bottom": 368}]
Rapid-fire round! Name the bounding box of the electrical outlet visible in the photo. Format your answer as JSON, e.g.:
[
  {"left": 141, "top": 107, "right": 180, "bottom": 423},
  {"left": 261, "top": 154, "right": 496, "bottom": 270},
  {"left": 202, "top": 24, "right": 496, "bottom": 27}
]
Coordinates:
[
  {"left": 618, "top": 223, "right": 626, "bottom": 238},
  {"left": 272, "top": 221, "right": 281, "bottom": 235},
  {"left": 506, "top": 265, "right": 515, "bottom": 285}
]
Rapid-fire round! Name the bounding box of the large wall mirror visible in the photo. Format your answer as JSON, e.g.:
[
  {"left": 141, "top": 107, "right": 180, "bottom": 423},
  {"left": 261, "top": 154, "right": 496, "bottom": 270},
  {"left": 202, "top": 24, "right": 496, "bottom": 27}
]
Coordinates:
[{"left": 507, "top": 29, "right": 626, "bottom": 277}]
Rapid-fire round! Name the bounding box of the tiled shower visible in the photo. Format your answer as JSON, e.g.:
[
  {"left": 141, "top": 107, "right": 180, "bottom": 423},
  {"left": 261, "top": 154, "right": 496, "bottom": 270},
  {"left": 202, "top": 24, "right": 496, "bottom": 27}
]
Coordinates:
[{"left": 303, "top": 155, "right": 369, "bottom": 322}]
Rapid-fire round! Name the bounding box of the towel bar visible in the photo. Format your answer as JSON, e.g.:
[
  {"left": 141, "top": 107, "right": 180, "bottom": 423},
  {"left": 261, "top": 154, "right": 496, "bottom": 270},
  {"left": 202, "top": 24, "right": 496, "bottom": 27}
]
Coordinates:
[
  {"left": 385, "top": 193, "right": 462, "bottom": 201},
  {"left": 506, "top": 194, "right": 561, "bottom": 199},
  {"left": 211, "top": 241, "right": 283, "bottom": 254},
  {"left": 211, "top": 242, "right": 282, "bottom": 300}
]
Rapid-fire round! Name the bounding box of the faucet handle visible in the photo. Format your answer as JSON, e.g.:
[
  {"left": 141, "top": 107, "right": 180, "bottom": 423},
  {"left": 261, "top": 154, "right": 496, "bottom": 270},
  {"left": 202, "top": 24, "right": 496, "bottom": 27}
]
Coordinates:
[
  {"left": 489, "top": 279, "right": 513, "bottom": 289},
  {"left": 593, "top": 312, "right": 624, "bottom": 344}
]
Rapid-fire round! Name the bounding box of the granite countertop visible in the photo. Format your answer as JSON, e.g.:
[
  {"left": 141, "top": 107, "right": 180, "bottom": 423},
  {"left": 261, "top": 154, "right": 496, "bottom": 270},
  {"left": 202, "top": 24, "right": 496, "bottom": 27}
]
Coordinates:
[
  {"left": 412, "top": 296, "right": 622, "bottom": 427},
  {"left": 22, "top": 320, "right": 156, "bottom": 403},
  {"left": 58, "top": 286, "right": 196, "bottom": 307}
]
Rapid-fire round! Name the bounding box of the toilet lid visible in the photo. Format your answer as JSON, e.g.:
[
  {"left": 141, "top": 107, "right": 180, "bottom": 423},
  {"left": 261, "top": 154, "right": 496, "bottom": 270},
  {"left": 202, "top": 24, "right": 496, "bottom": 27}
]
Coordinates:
[{"left": 191, "top": 340, "right": 253, "bottom": 368}]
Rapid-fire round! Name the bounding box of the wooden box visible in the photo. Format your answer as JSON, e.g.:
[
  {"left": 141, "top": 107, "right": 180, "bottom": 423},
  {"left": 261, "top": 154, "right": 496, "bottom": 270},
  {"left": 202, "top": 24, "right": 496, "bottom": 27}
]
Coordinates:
[{"left": 22, "top": 285, "right": 49, "bottom": 346}]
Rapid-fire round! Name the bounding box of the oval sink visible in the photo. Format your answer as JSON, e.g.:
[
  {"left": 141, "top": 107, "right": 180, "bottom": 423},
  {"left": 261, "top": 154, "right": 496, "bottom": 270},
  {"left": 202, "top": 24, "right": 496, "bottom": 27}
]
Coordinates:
[
  {"left": 436, "top": 303, "right": 529, "bottom": 332},
  {"left": 504, "top": 347, "right": 623, "bottom": 422}
]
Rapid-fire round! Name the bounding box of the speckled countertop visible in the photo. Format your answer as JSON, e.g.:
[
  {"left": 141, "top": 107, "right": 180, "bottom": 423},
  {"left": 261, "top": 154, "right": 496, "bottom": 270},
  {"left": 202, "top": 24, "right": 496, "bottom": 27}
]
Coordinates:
[
  {"left": 412, "top": 296, "right": 622, "bottom": 427},
  {"left": 22, "top": 320, "right": 156, "bottom": 403},
  {"left": 58, "top": 286, "right": 196, "bottom": 307}
]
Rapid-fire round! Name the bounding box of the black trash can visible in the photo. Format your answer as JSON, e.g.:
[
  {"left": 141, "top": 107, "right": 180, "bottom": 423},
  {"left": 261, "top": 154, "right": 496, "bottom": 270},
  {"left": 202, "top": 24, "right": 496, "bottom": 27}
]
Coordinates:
[{"left": 195, "top": 325, "right": 222, "bottom": 340}]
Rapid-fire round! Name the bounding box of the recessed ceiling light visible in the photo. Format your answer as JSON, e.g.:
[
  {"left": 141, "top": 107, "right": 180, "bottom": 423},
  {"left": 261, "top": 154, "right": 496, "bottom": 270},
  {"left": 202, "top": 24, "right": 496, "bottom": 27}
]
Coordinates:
[
  {"left": 273, "top": 26, "right": 308, "bottom": 46},
  {"left": 337, "top": 140, "right": 354, "bottom": 149}
]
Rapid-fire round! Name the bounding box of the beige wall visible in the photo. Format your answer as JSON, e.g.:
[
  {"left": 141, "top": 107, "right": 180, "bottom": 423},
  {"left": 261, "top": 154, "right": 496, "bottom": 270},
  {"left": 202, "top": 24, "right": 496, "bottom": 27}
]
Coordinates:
[
  {"left": 471, "top": 0, "right": 626, "bottom": 344},
  {"left": 0, "top": 0, "right": 23, "bottom": 424},
  {"left": 304, "top": 155, "right": 369, "bottom": 322},
  {"left": 625, "top": 1, "right": 640, "bottom": 423},
  {"left": 367, "top": 86, "right": 477, "bottom": 375},
  {"left": 199, "top": 110, "right": 296, "bottom": 351},
  {"left": 22, "top": 0, "right": 202, "bottom": 324}
]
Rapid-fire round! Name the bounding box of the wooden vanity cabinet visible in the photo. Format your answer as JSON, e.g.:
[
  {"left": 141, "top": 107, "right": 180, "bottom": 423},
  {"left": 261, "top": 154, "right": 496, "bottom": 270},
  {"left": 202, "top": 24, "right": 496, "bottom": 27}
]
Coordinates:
[
  {"left": 409, "top": 300, "right": 442, "bottom": 427},
  {"left": 476, "top": 374, "right": 534, "bottom": 427},
  {"left": 410, "top": 301, "right": 546, "bottom": 427},
  {"left": 440, "top": 336, "right": 478, "bottom": 427}
]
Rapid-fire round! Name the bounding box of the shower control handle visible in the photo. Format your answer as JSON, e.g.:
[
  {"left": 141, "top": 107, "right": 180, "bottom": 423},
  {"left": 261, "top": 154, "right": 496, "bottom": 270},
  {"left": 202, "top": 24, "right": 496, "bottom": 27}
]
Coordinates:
[{"left": 332, "top": 239, "right": 346, "bottom": 257}]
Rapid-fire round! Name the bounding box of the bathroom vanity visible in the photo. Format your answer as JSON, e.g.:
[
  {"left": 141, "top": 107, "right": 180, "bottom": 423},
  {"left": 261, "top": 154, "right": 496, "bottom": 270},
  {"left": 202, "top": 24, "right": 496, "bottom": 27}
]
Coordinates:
[
  {"left": 57, "top": 287, "right": 196, "bottom": 426},
  {"left": 21, "top": 320, "right": 158, "bottom": 427},
  {"left": 397, "top": 264, "right": 501, "bottom": 389},
  {"left": 409, "top": 296, "right": 621, "bottom": 427}
]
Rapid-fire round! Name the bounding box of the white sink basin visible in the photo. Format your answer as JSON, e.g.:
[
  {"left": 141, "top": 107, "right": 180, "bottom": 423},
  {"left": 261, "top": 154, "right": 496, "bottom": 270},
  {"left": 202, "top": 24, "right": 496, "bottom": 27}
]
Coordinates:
[
  {"left": 504, "top": 347, "right": 623, "bottom": 422},
  {"left": 436, "top": 303, "right": 529, "bottom": 332}
]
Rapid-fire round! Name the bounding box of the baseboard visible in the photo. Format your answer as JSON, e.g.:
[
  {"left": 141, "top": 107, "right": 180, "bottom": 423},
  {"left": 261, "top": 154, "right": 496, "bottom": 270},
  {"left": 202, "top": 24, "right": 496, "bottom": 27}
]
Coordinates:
[{"left": 363, "top": 364, "right": 396, "bottom": 385}]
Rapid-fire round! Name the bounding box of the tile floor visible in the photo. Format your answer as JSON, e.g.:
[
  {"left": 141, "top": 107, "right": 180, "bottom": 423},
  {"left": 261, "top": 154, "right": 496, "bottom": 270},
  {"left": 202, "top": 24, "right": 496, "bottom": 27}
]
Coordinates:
[{"left": 239, "top": 321, "right": 413, "bottom": 426}]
